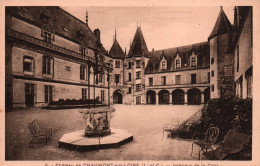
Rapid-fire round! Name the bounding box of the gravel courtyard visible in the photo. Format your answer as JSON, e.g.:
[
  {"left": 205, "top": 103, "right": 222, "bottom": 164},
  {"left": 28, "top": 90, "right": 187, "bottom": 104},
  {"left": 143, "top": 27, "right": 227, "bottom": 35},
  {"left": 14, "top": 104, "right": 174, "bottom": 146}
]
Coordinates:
[{"left": 5, "top": 104, "right": 204, "bottom": 160}]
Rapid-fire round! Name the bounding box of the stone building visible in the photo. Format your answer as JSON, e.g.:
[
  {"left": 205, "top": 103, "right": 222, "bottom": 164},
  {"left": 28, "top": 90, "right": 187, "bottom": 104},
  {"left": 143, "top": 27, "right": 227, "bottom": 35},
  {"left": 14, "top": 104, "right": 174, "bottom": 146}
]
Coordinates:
[
  {"left": 5, "top": 6, "right": 253, "bottom": 109},
  {"left": 5, "top": 7, "right": 113, "bottom": 110}
]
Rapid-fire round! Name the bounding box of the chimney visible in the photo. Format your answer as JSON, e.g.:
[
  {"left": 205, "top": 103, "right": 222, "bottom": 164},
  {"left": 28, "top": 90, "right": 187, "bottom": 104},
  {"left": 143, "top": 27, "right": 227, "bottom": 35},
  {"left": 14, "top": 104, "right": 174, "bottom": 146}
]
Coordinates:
[
  {"left": 86, "top": 11, "right": 88, "bottom": 25},
  {"left": 94, "top": 29, "right": 100, "bottom": 42}
]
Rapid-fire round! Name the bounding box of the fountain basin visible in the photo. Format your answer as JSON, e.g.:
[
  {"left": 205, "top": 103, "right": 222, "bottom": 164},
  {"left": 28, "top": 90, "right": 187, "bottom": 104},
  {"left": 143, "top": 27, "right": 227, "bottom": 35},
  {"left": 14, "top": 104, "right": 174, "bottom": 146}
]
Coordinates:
[{"left": 58, "top": 128, "right": 133, "bottom": 151}]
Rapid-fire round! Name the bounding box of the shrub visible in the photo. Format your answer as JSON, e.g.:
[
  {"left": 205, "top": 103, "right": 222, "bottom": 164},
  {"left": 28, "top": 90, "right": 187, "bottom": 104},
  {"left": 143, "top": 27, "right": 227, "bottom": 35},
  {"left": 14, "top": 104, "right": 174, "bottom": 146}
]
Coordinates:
[{"left": 190, "top": 95, "right": 252, "bottom": 140}]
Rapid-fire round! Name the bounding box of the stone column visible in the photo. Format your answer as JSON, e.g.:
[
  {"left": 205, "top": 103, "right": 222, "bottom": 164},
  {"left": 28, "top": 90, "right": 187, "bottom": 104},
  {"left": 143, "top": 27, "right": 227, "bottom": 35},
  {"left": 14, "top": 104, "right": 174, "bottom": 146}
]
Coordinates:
[
  {"left": 169, "top": 92, "right": 172, "bottom": 104},
  {"left": 184, "top": 92, "right": 188, "bottom": 105},
  {"left": 156, "top": 92, "right": 159, "bottom": 105},
  {"left": 201, "top": 92, "right": 204, "bottom": 104}
]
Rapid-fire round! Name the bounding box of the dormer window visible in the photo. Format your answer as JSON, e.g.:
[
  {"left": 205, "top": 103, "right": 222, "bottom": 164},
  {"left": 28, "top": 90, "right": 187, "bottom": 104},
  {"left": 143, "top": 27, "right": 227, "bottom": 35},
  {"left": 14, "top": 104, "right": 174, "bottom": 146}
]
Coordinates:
[
  {"left": 190, "top": 51, "right": 197, "bottom": 67},
  {"left": 80, "top": 47, "right": 86, "bottom": 55},
  {"left": 43, "top": 31, "right": 52, "bottom": 43},
  {"left": 176, "top": 60, "right": 180, "bottom": 68},
  {"left": 191, "top": 57, "right": 196, "bottom": 67},
  {"left": 162, "top": 61, "right": 166, "bottom": 70},
  {"left": 175, "top": 53, "right": 181, "bottom": 69}
]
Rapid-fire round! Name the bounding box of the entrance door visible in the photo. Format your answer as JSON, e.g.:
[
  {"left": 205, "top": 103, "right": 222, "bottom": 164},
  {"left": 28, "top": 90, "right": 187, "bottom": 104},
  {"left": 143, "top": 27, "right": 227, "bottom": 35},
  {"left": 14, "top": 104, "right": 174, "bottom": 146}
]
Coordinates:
[
  {"left": 146, "top": 90, "right": 156, "bottom": 104},
  {"left": 172, "top": 89, "right": 184, "bottom": 104},
  {"left": 25, "top": 84, "right": 36, "bottom": 107},
  {"left": 188, "top": 88, "right": 201, "bottom": 105},
  {"left": 159, "top": 90, "right": 169, "bottom": 104},
  {"left": 113, "top": 91, "right": 122, "bottom": 104}
]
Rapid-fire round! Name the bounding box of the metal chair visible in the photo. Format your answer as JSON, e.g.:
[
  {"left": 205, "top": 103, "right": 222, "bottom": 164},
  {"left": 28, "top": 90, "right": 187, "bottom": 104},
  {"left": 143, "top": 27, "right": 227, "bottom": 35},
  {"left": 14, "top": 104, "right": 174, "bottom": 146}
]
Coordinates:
[
  {"left": 28, "top": 119, "right": 52, "bottom": 147},
  {"left": 190, "top": 127, "right": 219, "bottom": 160},
  {"left": 203, "top": 129, "right": 251, "bottom": 160},
  {"left": 162, "top": 118, "right": 180, "bottom": 140}
]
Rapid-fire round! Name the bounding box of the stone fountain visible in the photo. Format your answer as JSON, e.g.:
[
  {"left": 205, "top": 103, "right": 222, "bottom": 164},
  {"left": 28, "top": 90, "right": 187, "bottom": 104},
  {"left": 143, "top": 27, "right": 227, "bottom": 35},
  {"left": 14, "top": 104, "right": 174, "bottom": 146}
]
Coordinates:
[{"left": 58, "top": 107, "right": 133, "bottom": 151}]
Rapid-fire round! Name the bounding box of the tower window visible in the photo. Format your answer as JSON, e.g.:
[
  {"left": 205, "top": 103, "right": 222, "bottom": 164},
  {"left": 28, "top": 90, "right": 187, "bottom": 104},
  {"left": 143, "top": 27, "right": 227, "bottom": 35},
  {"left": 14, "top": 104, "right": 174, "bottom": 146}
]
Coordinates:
[
  {"left": 136, "top": 60, "right": 141, "bottom": 68},
  {"left": 115, "top": 61, "right": 120, "bottom": 68},
  {"left": 211, "top": 58, "right": 214, "bottom": 64},
  {"left": 136, "top": 71, "right": 141, "bottom": 79}
]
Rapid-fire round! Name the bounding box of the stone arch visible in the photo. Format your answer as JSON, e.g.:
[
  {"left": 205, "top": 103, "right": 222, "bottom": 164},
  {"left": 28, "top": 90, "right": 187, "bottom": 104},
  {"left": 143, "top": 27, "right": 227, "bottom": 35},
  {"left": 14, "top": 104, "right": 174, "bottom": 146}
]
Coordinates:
[
  {"left": 146, "top": 90, "right": 156, "bottom": 104},
  {"left": 113, "top": 90, "right": 123, "bottom": 104},
  {"left": 187, "top": 88, "right": 201, "bottom": 105},
  {"left": 158, "top": 90, "right": 169, "bottom": 104},
  {"left": 172, "top": 89, "right": 184, "bottom": 105}
]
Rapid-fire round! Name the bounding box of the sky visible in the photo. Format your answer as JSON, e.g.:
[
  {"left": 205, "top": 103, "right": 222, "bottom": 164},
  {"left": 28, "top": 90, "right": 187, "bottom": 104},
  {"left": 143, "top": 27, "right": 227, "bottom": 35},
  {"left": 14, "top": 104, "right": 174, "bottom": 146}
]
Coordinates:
[{"left": 61, "top": 6, "right": 234, "bottom": 53}]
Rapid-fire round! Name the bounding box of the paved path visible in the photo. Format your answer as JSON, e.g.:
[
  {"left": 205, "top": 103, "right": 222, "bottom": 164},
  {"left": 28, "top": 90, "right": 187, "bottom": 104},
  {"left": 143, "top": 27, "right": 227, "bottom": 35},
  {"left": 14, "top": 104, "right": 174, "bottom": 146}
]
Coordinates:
[{"left": 5, "top": 105, "right": 204, "bottom": 160}]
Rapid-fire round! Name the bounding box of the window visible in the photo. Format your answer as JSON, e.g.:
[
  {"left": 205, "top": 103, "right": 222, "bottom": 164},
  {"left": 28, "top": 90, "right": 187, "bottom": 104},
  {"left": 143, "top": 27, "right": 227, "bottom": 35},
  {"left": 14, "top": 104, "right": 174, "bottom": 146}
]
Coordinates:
[
  {"left": 115, "top": 74, "right": 120, "bottom": 84},
  {"left": 191, "top": 74, "right": 196, "bottom": 84},
  {"left": 136, "top": 96, "right": 141, "bottom": 105},
  {"left": 82, "top": 88, "right": 87, "bottom": 100},
  {"left": 211, "top": 71, "right": 214, "bottom": 77},
  {"left": 161, "top": 76, "right": 166, "bottom": 85},
  {"left": 45, "top": 85, "right": 53, "bottom": 103},
  {"left": 65, "top": 66, "right": 71, "bottom": 71},
  {"left": 211, "top": 85, "right": 214, "bottom": 92},
  {"left": 211, "top": 58, "right": 214, "bottom": 64},
  {"left": 237, "top": 45, "right": 239, "bottom": 72},
  {"left": 128, "top": 61, "right": 132, "bottom": 69},
  {"left": 175, "top": 75, "right": 181, "bottom": 85},
  {"left": 208, "top": 72, "right": 210, "bottom": 83},
  {"left": 149, "top": 77, "right": 153, "bottom": 86},
  {"left": 239, "top": 76, "right": 243, "bottom": 98},
  {"left": 176, "top": 60, "right": 180, "bottom": 68},
  {"left": 136, "top": 71, "right": 141, "bottom": 79},
  {"left": 136, "top": 84, "right": 141, "bottom": 91},
  {"left": 80, "top": 47, "right": 86, "bottom": 55},
  {"left": 23, "top": 56, "right": 34, "bottom": 74},
  {"left": 128, "top": 87, "right": 132, "bottom": 94},
  {"left": 246, "top": 67, "right": 252, "bottom": 98},
  {"left": 43, "top": 56, "right": 53, "bottom": 75},
  {"left": 136, "top": 60, "right": 141, "bottom": 68},
  {"left": 80, "top": 66, "right": 87, "bottom": 80},
  {"left": 162, "top": 61, "right": 166, "bottom": 70},
  {"left": 101, "top": 90, "right": 105, "bottom": 102},
  {"left": 115, "top": 61, "right": 120, "bottom": 68},
  {"left": 128, "top": 73, "right": 131, "bottom": 81},
  {"left": 43, "top": 31, "right": 52, "bottom": 43},
  {"left": 191, "top": 57, "right": 196, "bottom": 67},
  {"left": 99, "top": 74, "right": 103, "bottom": 83}
]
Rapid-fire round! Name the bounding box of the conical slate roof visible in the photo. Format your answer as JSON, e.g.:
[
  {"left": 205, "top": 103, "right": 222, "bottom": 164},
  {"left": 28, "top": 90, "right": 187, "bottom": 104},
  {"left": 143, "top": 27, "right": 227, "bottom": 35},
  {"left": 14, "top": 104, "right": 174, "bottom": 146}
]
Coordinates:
[
  {"left": 128, "top": 27, "right": 149, "bottom": 57},
  {"left": 109, "top": 38, "right": 125, "bottom": 59},
  {"left": 208, "top": 7, "right": 232, "bottom": 40}
]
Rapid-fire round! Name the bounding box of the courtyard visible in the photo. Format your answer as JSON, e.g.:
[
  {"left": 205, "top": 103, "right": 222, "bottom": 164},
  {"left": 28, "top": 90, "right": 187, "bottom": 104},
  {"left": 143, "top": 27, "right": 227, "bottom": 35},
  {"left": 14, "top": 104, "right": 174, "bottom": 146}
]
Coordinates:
[{"left": 6, "top": 104, "right": 204, "bottom": 160}]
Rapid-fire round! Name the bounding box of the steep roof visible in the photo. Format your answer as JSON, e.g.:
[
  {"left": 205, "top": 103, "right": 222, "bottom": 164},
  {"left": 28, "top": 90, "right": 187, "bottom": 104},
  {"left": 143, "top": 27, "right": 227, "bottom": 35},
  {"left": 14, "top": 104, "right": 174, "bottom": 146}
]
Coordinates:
[
  {"left": 145, "top": 42, "right": 210, "bottom": 74},
  {"left": 109, "top": 38, "right": 125, "bottom": 59},
  {"left": 128, "top": 27, "right": 149, "bottom": 57},
  {"left": 6, "top": 6, "right": 108, "bottom": 54},
  {"left": 208, "top": 7, "right": 233, "bottom": 40}
]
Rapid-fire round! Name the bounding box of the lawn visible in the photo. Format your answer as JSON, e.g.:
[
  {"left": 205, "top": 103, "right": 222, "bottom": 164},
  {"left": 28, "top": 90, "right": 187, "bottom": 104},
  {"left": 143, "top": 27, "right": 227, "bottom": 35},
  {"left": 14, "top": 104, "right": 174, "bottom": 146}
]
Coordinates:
[{"left": 5, "top": 104, "right": 203, "bottom": 160}]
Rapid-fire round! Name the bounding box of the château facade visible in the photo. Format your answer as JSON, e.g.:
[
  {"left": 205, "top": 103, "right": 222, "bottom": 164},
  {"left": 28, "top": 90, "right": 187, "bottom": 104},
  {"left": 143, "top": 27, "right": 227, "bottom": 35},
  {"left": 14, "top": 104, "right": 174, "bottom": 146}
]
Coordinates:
[{"left": 5, "top": 6, "right": 253, "bottom": 109}]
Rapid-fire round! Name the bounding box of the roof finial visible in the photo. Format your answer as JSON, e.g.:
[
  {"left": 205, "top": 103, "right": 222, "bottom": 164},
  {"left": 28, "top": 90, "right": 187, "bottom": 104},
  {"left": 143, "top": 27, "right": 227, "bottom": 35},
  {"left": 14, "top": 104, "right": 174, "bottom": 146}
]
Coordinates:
[
  {"left": 125, "top": 48, "right": 127, "bottom": 55},
  {"left": 220, "top": 6, "right": 223, "bottom": 10},
  {"left": 86, "top": 11, "right": 88, "bottom": 25},
  {"left": 115, "top": 29, "right": 117, "bottom": 41}
]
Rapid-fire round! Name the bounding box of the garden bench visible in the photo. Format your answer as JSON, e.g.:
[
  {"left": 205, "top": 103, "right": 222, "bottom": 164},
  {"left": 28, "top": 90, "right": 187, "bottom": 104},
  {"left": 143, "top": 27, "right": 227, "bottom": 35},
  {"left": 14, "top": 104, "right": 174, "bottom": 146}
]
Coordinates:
[
  {"left": 202, "top": 129, "right": 251, "bottom": 160},
  {"left": 190, "top": 127, "right": 219, "bottom": 160},
  {"left": 162, "top": 118, "right": 180, "bottom": 140},
  {"left": 28, "top": 119, "right": 52, "bottom": 147}
]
